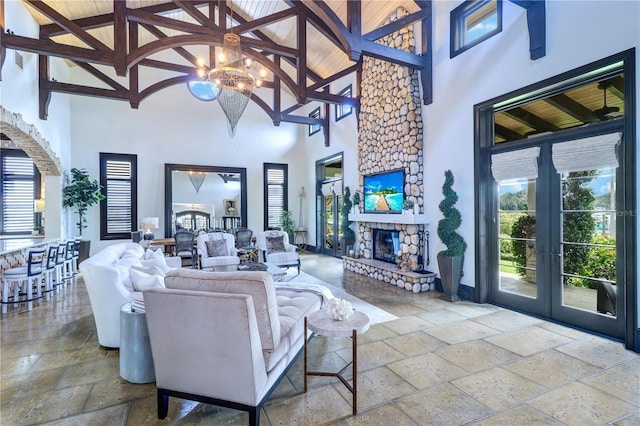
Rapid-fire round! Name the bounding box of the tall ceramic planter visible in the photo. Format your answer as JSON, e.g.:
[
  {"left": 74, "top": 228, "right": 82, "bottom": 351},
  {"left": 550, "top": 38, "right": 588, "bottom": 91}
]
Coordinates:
[
  {"left": 78, "top": 240, "right": 91, "bottom": 265},
  {"left": 437, "top": 255, "right": 464, "bottom": 302}
]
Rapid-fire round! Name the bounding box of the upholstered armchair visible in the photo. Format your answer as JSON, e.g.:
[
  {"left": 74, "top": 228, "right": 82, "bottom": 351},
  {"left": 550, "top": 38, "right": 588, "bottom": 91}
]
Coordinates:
[
  {"left": 196, "top": 232, "right": 240, "bottom": 271},
  {"left": 256, "top": 230, "right": 300, "bottom": 274}
]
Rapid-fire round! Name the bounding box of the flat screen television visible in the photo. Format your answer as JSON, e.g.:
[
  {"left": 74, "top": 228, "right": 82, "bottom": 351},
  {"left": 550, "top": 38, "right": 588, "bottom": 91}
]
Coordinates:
[{"left": 363, "top": 169, "right": 405, "bottom": 213}]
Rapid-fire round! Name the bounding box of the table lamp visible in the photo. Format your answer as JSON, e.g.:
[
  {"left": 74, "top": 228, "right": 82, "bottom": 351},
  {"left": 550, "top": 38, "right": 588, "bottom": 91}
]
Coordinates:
[{"left": 140, "top": 217, "right": 159, "bottom": 241}]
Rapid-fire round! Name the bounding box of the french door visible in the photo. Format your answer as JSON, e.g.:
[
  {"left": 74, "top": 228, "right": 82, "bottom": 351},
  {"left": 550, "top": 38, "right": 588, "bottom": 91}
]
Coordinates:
[{"left": 493, "top": 133, "right": 625, "bottom": 339}]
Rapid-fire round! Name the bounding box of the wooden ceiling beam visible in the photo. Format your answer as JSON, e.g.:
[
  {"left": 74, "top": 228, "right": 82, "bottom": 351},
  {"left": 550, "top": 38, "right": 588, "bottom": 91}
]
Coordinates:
[
  {"left": 234, "top": 8, "right": 297, "bottom": 34},
  {"left": 347, "top": 0, "right": 361, "bottom": 60},
  {"left": 494, "top": 123, "right": 522, "bottom": 141},
  {"left": 174, "top": 1, "right": 215, "bottom": 29},
  {"left": 503, "top": 107, "right": 560, "bottom": 132},
  {"left": 2, "top": 31, "right": 113, "bottom": 65},
  {"left": 41, "top": 1, "right": 210, "bottom": 36},
  {"left": 307, "top": 61, "right": 361, "bottom": 92},
  {"left": 361, "top": 40, "right": 425, "bottom": 69},
  {"left": 113, "top": 0, "right": 126, "bottom": 76},
  {"left": 284, "top": 1, "right": 343, "bottom": 51},
  {"left": 140, "top": 23, "right": 199, "bottom": 67},
  {"left": 127, "top": 8, "right": 218, "bottom": 36},
  {"left": 25, "top": 0, "right": 111, "bottom": 52},
  {"left": 363, "top": 8, "right": 430, "bottom": 41},
  {"left": 296, "top": 0, "right": 351, "bottom": 54},
  {"left": 138, "top": 58, "right": 195, "bottom": 75},
  {"left": 45, "top": 80, "right": 129, "bottom": 100},
  {"left": 544, "top": 93, "right": 594, "bottom": 124},
  {"left": 72, "top": 61, "right": 127, "bottom": 91},
  {"left": 305, "top": 90, "right": 359, "bottom": 108},
  {"left": 607, "top": 75, "right": 625, "bottom": 100}
]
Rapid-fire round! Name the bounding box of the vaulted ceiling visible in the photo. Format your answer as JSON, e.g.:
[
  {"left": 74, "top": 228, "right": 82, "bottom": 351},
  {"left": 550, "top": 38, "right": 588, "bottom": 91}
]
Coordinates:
[{"left": 1, "top": 0, "right": 431, "bottom": 135}]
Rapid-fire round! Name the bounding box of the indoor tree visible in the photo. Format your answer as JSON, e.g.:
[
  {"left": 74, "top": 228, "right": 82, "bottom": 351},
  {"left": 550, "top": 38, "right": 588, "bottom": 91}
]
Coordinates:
[{"left": 63, "top": 168, "right": 105, "bottom": 236}]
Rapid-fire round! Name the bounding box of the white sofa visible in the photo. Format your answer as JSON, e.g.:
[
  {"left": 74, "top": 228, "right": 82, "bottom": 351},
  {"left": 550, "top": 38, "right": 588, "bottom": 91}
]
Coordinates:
[
  {"left": 144, "top": 269, "right": 323, "bottom": 424},
  {"left": 79, "top": 242, "right": 181, "bottom": 348}
]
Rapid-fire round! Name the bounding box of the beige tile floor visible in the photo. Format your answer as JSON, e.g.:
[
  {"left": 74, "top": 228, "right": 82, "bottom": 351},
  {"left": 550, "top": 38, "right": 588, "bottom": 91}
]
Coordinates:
[{"left": 1, "top": 253, "right": 639, "bottom": 425}]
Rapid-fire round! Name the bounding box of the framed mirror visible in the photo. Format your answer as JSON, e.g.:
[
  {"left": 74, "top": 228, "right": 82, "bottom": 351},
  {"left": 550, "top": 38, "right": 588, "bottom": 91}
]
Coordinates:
[{"left": 164, "top": 164, "right": 247, "bottom": 237}]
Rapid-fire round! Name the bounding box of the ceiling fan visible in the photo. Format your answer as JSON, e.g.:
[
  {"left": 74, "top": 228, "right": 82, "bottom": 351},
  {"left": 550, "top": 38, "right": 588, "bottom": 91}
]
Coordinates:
[{"left": 592, "top": 81, "right": 622, "bottom": 120}]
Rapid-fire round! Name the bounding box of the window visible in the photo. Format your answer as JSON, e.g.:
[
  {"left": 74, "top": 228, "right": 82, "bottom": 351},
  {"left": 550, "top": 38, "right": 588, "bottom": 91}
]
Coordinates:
[
  {"left": 335, "top": 85, "right": 353, "bottom": 122},
  {"left": 1, "top": 149, "right": 40, "bottom": 235},
  {"left": 308, "top": 107, "right": 321, "bottom": 136},
  {"left": 100, "top": 153, "right": 137, "bottom": 240},
  {"left": 451, "top": 0, "right": 502, "bottom": 58},
  {"left": 263, "top": 163, "right": 288, "bottom": 230}
]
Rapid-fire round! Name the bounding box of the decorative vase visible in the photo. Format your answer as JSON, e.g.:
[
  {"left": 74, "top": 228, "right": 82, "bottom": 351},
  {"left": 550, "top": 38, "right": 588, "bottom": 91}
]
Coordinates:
[{"left": 437, "top": 255, "right": 464, "bottom": 302}]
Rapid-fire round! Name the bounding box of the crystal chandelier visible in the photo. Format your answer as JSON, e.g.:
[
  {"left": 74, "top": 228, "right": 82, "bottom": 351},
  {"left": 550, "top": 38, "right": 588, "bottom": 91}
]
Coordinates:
[{"left": 195, "top": 31, "right": 266, "bottom": 137}]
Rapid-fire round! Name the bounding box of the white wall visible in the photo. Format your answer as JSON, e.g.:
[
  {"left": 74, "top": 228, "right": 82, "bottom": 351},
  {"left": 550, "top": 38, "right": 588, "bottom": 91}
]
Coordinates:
[
  {"left": 1, "top": 0, "right": 71, "bottom": 240},
  {"left": 424, "top": 0, "right": 640, "bottom": 288},
  {"left": 69, "top": 72, "right": 305, "bottom": 252},
  {"left": 298, "top": 73, "right": 359, "bottom": 249}
]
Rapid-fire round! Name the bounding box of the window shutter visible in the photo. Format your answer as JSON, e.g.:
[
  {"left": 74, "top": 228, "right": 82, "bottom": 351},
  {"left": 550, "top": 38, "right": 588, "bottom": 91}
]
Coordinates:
[
  {"left": 1, "top": 153, "right": 36, "bottom": 234},
  {"left": 100, "top": 154, "right": 137, "bottom": 240},
  {"left": 267, "top": 168, "right": 284, "bottom": 228}
]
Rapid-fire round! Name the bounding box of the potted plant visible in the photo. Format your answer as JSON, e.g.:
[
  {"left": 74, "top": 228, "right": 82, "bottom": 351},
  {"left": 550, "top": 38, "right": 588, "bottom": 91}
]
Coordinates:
[
  {"left": 402, "top": 199, "right": 415, "bottom": 214},
  {"left": 63, "top": 168, "right": 105, "bottom": 263},
  {"left": 279, "top": 210, "right": 296, "bottom": 242},
  {"left": 352, "top": 190, "right": 361, "bottom": 214},
  {"left": 436, "top": 170, "right": 466, "bottom": 302},
  {"left": 340, "top": 186, "right": 355, "bottom": 256}
]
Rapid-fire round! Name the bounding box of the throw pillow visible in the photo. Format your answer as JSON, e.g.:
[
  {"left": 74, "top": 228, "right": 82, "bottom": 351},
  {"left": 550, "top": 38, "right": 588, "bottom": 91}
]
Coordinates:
[
  {"left": 130, "top": 269, "right": 165, "bottom": 292},
  {"left": 144, "top": 248, "right": 164, "bottom": 260},
  {"left": 131, "top": 264, "right": 165, "bottom": 277},
  {"left": 205, "top": 239, "right": 228, "bottom": 257},
  {"left": 266, "top": 235, "right": 285, "bottom": 255},
  {"left": 139, "top": 255, "right": 173, "bottom": 275}
]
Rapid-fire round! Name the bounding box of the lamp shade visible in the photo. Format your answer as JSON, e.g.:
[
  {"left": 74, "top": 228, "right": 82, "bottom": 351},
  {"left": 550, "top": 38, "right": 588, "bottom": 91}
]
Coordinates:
[
  {"left": 34, "top": 199, "right": 46, "bottom": 213},
  {"left": 140, "top": 217, "right": 159, "bottom": 230}
]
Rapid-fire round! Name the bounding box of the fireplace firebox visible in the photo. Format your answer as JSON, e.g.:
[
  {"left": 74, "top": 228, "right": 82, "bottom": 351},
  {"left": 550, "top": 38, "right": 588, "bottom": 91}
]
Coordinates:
[{"left": 373, "top": 229, "right": 400, "bottom": 264}]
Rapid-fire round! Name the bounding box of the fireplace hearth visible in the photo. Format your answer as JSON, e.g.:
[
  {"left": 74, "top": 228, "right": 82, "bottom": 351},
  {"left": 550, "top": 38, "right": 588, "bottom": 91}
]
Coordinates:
[{"left": 373, "top": 229, "right": 400, "bottom": 264}]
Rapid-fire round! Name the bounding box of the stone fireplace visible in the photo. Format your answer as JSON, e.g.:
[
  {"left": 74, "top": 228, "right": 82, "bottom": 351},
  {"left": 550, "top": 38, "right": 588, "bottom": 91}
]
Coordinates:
[{"left": 342, "top": 7, "right": 435, "bottom": 293}]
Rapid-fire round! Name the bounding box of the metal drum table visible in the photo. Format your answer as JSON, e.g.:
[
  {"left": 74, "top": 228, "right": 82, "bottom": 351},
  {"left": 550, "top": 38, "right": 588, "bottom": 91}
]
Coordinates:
[{"left": 120, "top": 302, "right": 155, "bottom": 383}]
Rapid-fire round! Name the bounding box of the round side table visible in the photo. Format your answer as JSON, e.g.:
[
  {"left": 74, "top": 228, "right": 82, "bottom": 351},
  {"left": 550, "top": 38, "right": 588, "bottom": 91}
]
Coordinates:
[
  {"left": 304, "top": 309, "right": 370, "bottom": 415},
  {"left": 120, "top": 302, "right": 155, "bottom": 384}
]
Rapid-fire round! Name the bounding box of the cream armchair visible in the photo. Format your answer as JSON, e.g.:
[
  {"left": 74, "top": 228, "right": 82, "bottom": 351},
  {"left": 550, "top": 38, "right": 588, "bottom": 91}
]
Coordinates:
[
  {"left": 196, "top": 232, "right": 240, "bottom": 271},
  {"left": 144, "top": 269, "right": 323, "bottom": 425},
  {"left": 255, "top": 230, "right": 300, "bottom": 274}
]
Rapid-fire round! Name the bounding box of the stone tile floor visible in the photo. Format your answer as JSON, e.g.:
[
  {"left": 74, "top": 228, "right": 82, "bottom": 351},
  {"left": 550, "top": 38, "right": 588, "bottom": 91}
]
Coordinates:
[{"left": 1, "top": 253, "right": 638, "bottom": 425}]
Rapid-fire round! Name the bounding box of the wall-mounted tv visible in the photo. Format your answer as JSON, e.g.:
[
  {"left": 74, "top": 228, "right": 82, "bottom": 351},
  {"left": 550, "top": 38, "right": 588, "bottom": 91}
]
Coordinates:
[{"left": 363, "top": 169, "right": 405, "bottom": 213}]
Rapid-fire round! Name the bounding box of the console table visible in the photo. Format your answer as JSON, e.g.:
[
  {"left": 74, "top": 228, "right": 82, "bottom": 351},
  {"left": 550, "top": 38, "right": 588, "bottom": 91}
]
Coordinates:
[{"left": 304, "top": 309, "right": 370, "bottom": 415}]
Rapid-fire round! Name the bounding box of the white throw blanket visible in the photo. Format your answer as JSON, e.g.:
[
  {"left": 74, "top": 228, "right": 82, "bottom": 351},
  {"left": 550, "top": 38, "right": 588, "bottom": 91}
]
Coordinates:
[{"left": 275, "top": 282, "right": 334, "bottom": 307}]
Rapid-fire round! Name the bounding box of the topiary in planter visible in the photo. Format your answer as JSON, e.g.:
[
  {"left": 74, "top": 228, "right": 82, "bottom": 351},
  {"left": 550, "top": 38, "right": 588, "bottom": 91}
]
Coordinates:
[
  {"left": 437, "top": 170, "right": 467, "bottom": 257},
  {"left": 437, "top": 170, "right": 466, "bottom": 301}
]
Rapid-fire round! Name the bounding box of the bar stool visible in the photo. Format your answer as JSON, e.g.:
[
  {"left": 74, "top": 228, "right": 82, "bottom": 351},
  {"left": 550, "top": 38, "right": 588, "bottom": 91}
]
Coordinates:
[
  {"left": 2, "top": 247, "right": 46, "bottom": 313},
  {"left": 64, "top": 240, "right": 76, "bottom": 284},
  {"left": 54, "top": 242, "right": 68, "bottom": 288},
  {"left": 72, "top": 237, "right": 81, "bottom": 276},
  {"left": 43, "top": 244, "right": 59, "bottom": 297}
]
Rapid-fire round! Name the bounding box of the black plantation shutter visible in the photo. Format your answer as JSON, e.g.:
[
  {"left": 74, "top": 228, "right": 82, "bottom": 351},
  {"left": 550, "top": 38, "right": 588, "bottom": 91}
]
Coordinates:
[
  {"left": 1, "top": 150, "right": 38, "bottom": 235},
  {"left": 100, "top": 153, "right": 137, "bottom": 240},
  {"left": 263, "top": 163, "right": 288, "bottom": 230}
]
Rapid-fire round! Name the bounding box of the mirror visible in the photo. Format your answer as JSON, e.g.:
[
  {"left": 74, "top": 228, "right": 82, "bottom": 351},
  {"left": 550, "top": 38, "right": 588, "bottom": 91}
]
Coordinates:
[{"left": 164, "top": 164, "right": 247, "bottom": 237}]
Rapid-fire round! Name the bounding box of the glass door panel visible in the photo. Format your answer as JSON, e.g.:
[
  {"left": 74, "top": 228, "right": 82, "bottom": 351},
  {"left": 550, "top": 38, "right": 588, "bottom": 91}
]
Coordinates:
[
  {"left": 324, "top": 194, "right": 334, "bottom": 253},
  {"left": 560, "top": 167, "right": 617, "bottom": 317},
  {"left": 497, "top": 178, "right": 538, "bottom": 299}
]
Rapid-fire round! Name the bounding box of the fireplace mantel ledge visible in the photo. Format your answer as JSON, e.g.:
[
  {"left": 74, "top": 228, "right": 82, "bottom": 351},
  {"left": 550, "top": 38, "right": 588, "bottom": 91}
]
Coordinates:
[{"left": 348, "top": 213, "right": 430, "bottom": 225}]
